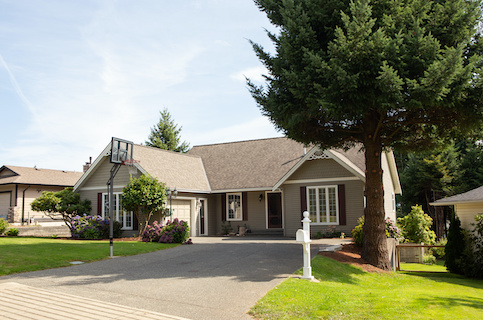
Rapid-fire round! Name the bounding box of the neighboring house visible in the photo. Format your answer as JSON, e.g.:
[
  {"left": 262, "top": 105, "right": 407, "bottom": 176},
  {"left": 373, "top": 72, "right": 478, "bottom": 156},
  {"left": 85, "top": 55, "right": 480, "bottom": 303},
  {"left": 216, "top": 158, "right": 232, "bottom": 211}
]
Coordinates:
[
  {"left": 74, "top": 137, "right": 401, "bottom": 238},
  {"left": 431, "top": 186, "right": 483, "bottom": 230},
  {"left": 0, "top": 165, "right": 83, "bottom": 223}
]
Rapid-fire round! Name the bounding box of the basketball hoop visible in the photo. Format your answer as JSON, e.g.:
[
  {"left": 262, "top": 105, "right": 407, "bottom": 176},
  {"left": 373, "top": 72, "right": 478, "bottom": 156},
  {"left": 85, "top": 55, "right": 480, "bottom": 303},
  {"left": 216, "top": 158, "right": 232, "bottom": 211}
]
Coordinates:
[{"left": 121, "top": 159, "right": 140, "bottom": 175}]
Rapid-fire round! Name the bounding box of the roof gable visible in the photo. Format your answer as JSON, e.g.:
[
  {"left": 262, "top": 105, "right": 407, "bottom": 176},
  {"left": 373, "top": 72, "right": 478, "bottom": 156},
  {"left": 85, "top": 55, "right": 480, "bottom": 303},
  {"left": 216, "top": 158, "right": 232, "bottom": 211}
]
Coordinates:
[
  {"left": 74, "top": 143, "right": 211, "bottom": 193},
  {"left": 272, "top": 146, "right": 366, "bottom": 190}
]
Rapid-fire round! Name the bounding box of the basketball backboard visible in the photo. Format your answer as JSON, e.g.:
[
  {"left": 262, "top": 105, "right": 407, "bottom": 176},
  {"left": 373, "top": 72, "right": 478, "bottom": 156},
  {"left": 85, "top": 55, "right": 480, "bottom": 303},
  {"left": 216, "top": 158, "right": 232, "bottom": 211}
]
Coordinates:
[{"left": 110, "top": 137, "right": 134, "bottom": 164}]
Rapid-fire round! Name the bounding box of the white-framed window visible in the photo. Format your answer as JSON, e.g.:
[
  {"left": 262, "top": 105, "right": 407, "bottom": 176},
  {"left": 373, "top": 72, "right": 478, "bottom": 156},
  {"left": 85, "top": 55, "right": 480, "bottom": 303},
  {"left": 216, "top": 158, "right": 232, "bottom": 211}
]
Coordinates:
[
  {"left": 392, "top": 193, "right": 396, "bottom": 212},
  {"left": 227, "top": 193, "right": 242, "bottom": 221},
  {"left": 102, "top": 192, "right": 133, "bottom": 230},
  {"left": 307, "top": 186, "right": 338, "bottom": 224}
]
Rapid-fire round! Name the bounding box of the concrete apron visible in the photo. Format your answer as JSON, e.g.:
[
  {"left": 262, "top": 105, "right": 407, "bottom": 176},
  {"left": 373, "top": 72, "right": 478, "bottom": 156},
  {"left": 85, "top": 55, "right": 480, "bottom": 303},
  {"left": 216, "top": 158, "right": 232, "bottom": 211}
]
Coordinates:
[{"left": 0, "top": 236, "right": 350, "bottom": 320}]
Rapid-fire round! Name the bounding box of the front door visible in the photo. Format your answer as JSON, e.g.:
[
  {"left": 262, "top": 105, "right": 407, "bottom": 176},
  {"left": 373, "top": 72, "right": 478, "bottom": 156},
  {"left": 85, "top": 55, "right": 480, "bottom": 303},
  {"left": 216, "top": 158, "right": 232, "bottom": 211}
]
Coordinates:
[
  {"left": 199, "top": 200, "right": 205, "bottom": 235},
  {"left": 267, "top": 193, "right": 282, "bottom": 228}
]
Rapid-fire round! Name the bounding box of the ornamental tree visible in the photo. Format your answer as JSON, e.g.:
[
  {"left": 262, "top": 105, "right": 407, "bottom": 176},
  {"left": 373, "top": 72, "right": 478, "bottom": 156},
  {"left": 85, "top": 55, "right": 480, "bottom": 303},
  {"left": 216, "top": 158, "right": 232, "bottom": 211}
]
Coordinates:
[
  {"left": 31, "top": 187, "right": 92, "bottom": 229},
  {"left": 122, "top": 174, "right": 167, "bottom": 235},
  {"left": 249, "top": 0, "right": 483, "bottom": 269},
  {"left": 145, "top": 108, "right": 190, "bottom": 153}
]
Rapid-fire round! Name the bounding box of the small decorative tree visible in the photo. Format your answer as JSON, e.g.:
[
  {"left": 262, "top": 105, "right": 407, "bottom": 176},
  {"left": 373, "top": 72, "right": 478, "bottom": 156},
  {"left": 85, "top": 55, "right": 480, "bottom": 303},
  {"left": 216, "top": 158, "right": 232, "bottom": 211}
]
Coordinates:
[
  {"left": 122, "top": 174, "right": 167, "bottom": 235},
  {"left": 31, "top": 187, "right": 91, "bottom": 229},
  {"left": 397, "top": 205, "right": 436, "bottom": 245}
]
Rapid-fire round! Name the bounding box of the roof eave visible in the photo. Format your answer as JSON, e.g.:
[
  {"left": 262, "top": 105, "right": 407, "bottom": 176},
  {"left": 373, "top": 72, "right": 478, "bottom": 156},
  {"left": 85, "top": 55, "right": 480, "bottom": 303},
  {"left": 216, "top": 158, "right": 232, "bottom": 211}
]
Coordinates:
[
  {"left": 431, "top": 199, "right": 483, "bottom": 206},
  {"left": 385, "top": 150, "right": 402, "bottom": 195}
]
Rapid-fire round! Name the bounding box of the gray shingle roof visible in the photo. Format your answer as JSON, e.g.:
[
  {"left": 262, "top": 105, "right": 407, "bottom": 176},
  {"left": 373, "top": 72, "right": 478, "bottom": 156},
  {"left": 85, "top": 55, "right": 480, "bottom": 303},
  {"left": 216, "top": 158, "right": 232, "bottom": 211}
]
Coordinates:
[
  {"left": 0, "top": 165, "right": 83, "bottom": 186},
  {"left": 133, "top": 145, "right": 211, "bottom": 192},
  {"left": 432, "top": 186, "right": 483, "bottom": 205},
  {"left": 188, "top": 137, "right": 309, "bottom": 191}
]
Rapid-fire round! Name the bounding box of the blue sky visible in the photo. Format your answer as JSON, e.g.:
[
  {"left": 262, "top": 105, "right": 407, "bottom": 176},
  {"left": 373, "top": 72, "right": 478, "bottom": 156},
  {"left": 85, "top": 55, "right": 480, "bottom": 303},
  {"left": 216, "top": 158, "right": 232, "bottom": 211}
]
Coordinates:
[{"left": 0, "top": 0, "right": 280, "bottom": 171}]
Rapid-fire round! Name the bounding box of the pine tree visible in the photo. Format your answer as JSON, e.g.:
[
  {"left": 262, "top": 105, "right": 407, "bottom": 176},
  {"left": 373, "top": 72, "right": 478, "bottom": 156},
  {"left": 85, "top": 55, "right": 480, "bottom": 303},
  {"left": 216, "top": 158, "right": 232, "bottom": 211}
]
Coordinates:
[
  {"left": 146, "top": 108, "right": 190, "bottom": 153},
  {"left": 250, "top": 0, "right": 483, "bottom": 269},
  {"left": 445, "top": 215, "right": 466, "bottom": 274}
]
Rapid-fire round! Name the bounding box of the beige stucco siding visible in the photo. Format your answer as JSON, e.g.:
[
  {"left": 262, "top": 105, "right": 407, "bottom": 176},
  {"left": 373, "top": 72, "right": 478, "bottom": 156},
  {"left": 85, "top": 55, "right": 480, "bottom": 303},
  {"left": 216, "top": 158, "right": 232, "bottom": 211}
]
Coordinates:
[
  {"left": 289, "top": 159, "right": 356, "bottom": 181},
  {"left": 382, "top": 152, "right": 397, "bottom": 222},
  {"left": 454, "top": 203, "right": 483, "bottom": 230}
]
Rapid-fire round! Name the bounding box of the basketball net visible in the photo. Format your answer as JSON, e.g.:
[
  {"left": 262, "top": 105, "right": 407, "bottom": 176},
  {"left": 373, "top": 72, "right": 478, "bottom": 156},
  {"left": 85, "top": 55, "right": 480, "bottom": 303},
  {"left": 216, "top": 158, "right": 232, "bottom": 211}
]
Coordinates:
[{"left": 122, "top": 159, "right": 140, "bottom": 175}]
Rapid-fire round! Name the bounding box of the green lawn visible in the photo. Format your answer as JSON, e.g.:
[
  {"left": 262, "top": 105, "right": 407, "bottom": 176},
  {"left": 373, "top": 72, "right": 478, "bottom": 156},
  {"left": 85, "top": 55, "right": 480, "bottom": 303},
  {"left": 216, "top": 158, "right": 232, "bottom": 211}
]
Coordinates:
[
  {"left": 250, "top": 256, "right": 483, "bottom": 320},
  {"left": 0, "top": 237, "right": 179, "bottom": 276},
  {"left": 400, "top": 260, "right": 447, "bottom": 272}
]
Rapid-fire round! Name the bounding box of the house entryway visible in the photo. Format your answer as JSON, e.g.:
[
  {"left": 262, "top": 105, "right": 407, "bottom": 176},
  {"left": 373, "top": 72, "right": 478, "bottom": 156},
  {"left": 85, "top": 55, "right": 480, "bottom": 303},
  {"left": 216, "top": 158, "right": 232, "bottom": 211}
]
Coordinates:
[
  {"left": 168, "top": 198, "right": 208, "bottom": 237},
  {"left": 267, "top": 192, "right": 282, "bottom": 229}
]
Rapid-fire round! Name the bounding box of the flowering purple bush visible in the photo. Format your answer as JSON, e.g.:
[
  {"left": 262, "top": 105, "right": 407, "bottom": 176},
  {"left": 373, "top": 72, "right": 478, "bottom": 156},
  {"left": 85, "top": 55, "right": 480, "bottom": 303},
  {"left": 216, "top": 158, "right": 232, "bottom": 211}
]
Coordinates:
[
  {"left": 385, "top": 218, "right": 403, "bottom": 241},
  {"left": 141, "top": 221, "right": 164, "bottom": 242},
  {"left": 70, "top": 215, "right": 122, "bottom": 239},
  {"left": 351, "top": 217, "right": 404, "bottom": 247},
  {"left": 141, "top": 219, "right": 190, "bottom": 244}
]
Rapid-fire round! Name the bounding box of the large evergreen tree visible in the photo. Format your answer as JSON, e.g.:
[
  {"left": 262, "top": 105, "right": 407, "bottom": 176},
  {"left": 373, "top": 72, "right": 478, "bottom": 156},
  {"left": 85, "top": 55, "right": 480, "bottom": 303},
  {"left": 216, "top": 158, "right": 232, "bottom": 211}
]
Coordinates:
[
  {"left": 146, "top": 108, "right": 190, "bottom": 152},
  {"left": 249, "top": 0, "right": 483, "bottom": 269}
]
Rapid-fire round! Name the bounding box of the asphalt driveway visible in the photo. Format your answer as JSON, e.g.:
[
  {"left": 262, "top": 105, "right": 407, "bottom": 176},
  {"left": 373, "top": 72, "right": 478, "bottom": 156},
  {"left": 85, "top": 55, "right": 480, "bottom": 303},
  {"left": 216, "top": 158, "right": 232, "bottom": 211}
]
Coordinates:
[{"left": 0, "top": 236, "right": 347, "bottom": 319}]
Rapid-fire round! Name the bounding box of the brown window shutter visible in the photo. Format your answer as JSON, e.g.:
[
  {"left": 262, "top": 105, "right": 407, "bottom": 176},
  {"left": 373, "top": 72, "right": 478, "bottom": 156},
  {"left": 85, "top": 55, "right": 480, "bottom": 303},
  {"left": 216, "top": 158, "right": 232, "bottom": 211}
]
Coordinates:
[
  {"left": 242, "top": 192, "right": 248, "bottom": 221},
  {"left": 300, "top": 186, "right": 307, "bottom": 221},
  {"left": 338, "top": 184, "right": 346, "bottom": 225},
  {"left": 97, "top": 193, "right": 102, "bottom": 215},
  {"left": 221, "top": 194, "right": 226, "bottom": 221}
]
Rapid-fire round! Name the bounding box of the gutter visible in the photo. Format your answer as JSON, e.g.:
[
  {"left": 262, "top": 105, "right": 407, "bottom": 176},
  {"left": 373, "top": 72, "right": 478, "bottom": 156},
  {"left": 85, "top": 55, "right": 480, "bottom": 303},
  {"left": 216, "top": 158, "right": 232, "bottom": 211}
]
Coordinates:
[{"left": 22, "top": 185, "right": 31, "bottom": 225}]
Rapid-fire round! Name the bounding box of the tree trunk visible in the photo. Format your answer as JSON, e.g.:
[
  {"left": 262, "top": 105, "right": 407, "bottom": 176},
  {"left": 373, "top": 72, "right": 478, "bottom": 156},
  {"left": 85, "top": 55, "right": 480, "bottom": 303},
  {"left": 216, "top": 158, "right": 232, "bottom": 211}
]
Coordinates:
[{"left": 361, "top": 136, "right": 391, "bottom": 270}]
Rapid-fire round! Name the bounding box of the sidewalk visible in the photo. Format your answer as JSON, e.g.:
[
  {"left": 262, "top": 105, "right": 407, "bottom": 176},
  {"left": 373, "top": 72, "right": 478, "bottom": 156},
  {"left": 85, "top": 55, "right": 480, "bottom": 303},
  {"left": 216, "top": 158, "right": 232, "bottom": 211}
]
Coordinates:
[{"left": 0, "top": 282, "right": 189, "bottom": 320}]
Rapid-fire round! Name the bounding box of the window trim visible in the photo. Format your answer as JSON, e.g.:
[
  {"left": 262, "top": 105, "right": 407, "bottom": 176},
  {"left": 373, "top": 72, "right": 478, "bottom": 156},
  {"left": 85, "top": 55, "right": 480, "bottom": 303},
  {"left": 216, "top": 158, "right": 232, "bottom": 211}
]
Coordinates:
[
  {"left": 226, "top": 192, "right": 243, "bottom": 221},
  {"left": 102, "top": 192, "right": 133, "bottom": 230},
  {"left": 306, "top": 185, "right": 339, "bottom": 225}
]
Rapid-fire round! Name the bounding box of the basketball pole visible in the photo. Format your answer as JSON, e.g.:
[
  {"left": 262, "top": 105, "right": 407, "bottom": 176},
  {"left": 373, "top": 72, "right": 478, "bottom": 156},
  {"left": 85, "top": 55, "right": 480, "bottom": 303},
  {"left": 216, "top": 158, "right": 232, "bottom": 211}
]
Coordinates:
[{"left": 107, "top": 163, "right": 121, "bottom": 258}]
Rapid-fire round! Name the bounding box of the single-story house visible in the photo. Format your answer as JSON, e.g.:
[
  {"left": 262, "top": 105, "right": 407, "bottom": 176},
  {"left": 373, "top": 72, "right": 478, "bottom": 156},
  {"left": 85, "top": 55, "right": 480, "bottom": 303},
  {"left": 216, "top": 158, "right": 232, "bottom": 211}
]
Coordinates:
[
  {"left": 74, "top": 137, "right": 401, "bottom": 237},
  {"left": 0, "top": 165, "right": 83, "bottom": 223},
  {"left": 431, "top": 186, "right": 483, "bottom": 230}
]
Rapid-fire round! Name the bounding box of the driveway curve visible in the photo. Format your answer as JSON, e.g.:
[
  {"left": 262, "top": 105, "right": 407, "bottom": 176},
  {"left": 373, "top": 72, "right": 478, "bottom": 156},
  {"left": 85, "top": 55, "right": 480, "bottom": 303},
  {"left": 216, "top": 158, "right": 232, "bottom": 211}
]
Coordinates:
[{"left": 0, "top": 236, "right": 341, "bottom": 319}]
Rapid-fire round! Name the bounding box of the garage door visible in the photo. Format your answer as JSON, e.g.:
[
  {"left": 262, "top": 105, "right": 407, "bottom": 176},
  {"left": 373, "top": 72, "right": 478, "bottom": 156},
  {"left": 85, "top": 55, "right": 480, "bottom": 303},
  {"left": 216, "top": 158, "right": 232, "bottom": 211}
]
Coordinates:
[
  {"left": 170, "top": 200, "right": 191, "bottom": 226},
  {"left": 0, "top": 193, "right": 11, "bottom": 219}
]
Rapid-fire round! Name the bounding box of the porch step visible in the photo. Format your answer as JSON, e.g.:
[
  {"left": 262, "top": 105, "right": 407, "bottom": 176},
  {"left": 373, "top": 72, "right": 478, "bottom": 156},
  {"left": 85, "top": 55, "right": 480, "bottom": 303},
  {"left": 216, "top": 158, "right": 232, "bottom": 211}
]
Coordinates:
[{"left": 248, "top": 229, "right": 283, "bottom": 236}]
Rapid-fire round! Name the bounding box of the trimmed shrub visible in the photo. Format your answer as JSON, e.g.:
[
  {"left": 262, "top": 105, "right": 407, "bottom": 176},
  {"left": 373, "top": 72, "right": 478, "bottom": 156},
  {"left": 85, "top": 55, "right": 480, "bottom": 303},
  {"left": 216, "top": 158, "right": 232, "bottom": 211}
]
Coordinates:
[
  {"left": 445, "top": 216, "right": 466, "bottom": 274},
  {"left": 6, "top": 228, "right": 19, "bottom": 236},
  {"left": 351, "top": 217, "right": 364, "bottom": 247},
  {"left": 0, "top": 218, "right": 8, "bottom": 235},
  {"left": 70, "top": 215, "right": 122, "bottom": 239},
  {"left": 430, "top": 238, "right": 447, "bottom": 259},
  {"left": 398, "top": 205, "right": 436, "bottom": 244},
  {"left": 423, "top": 253, "right": 436, "bottom": 265}
]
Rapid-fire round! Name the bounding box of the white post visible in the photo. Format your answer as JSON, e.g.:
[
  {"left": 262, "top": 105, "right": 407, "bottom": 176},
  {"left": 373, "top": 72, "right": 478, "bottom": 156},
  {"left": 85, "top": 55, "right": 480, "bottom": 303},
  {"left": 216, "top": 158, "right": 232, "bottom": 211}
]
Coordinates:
[{"left": 301, "top": 211, "right": 314, "bottom": 280}]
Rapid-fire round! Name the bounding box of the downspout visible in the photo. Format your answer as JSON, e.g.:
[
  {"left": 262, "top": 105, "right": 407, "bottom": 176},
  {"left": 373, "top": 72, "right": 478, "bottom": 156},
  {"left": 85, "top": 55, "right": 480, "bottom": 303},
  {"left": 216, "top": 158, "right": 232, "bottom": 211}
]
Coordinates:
[{"left": 22, "top": 185, "right": 31, "bottom": 226}]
